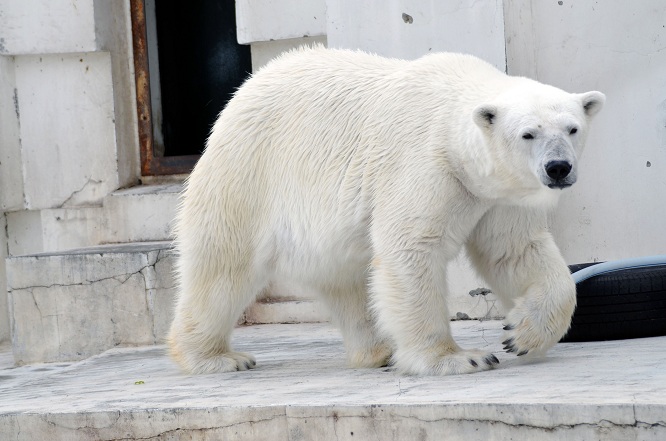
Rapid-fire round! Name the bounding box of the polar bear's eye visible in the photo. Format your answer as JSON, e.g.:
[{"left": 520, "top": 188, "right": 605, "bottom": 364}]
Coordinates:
[
  {"left": 569, "top": 127, "right": 578, "bottom": 135},
  {"left": 522, "top": 133, "right": 534, "bottom": 140}
]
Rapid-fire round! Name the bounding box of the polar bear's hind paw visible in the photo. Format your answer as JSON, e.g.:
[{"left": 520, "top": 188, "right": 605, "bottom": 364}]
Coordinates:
[
  {"left": 397, "top": 349, "right": 500, "bottom": 375},
  {"left": 183, "top": 351, "right": 257, "bottom": 374}
]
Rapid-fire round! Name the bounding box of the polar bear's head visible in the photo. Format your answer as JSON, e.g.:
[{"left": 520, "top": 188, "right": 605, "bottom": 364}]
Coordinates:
[{"left": 472, "top": 85, "right": 605, "bottom": 205}]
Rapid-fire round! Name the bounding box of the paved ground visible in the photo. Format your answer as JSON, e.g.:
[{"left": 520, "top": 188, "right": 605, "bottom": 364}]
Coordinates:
[{"left": 1, "top": 320, "right": 665, "bottom": 440}]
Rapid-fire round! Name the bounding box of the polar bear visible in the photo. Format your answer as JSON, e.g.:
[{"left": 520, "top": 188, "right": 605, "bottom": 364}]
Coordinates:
[{"left": 168, "top": 46, "right": 604, "bottom": 375}]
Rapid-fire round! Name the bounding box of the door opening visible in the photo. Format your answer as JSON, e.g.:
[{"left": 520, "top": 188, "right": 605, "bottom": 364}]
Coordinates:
[{"left": 131, "top": 0, "right": 252, "bottom": 175}]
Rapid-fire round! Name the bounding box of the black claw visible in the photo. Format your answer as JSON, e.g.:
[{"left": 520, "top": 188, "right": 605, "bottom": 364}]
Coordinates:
[
  {"left": 484, "top": 354, "right": 500, "bottom": 366},
  {"left": 469, "top": 359, "right": 478, "bottom": 367},
  {"left": 503, "top": 324, "right": 514, "bottom": 331},
  {"left": 502, "top": 338, "right": 514, "bottom": 347},
  {"left": 517, "top": 350, "right": 528, "bottom": 357}
]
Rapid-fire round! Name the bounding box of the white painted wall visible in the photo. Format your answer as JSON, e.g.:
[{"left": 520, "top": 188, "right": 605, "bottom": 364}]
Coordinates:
[
  {"left": 0, "top": 214, "right": 8, "bottom": 342},
  {"left": 506, "top": 0, "right": 666, "bottom": 263},
  {"left": 0, "top": 0, "right": 97, "bottom": 55},
  {"left": 15, "top": 52, "right": 118, "bottom": 209},
  {"left": 326, "top": 0, "right": 506, "bottom": 69},
  {"left": 0, "top": 56, "right": 23, "bottom": 212},
  {"left": 93, "top": 0, "right": 141, "bottom": 189},
  {"left": 0, "top": 0, "right": 139, "bottom": 253},
  {"left": 0, "top": 0, "right": 140, "bottom": 342},
  {"left": 236, "top": 0, "right": 326, "bottom": 44}
]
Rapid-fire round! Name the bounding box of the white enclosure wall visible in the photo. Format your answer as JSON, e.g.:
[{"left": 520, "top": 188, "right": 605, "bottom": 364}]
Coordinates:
[
  {"left": 326, "top": 0, "right": 506, "bottom": 69},
  {"left": 506, "top": 0, "right": 666, "bottom": 263},
  {"left": 0, "top": 0, "right": 139, "bottom": 342}
]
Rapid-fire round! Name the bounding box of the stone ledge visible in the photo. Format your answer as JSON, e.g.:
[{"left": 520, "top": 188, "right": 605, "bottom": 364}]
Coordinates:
[
  {"left": 101, "top": 184, "right": 182, "bottom": 244},
  {"left": 1, "top": 321, "right": 664, "bottom": 440},
  {"left": 6, "top": 242, "right": 175, "bottom": 365}
]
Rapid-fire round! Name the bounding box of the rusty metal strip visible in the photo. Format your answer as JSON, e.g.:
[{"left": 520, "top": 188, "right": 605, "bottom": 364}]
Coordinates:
[
  {"left": 130, "top": 0, "right": 153, "bottom": 176},
  {"left": 130, "top": 0, "right": 199, "bottom": 176}
]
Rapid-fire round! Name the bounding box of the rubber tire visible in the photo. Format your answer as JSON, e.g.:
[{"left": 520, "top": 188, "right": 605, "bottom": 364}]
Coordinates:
[{"left": 560, "top": 263, "right": 666, "bottom": 342}]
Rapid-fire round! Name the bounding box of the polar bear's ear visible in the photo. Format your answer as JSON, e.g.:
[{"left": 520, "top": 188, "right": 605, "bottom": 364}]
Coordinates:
[
  {"left": 579, "top": 91, "right": 606, "bottom": 118},
  {"left": 473, "top": 104, "right": 499, "bottom": 131}
]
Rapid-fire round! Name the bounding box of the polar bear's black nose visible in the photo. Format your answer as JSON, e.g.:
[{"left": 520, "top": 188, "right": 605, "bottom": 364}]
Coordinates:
[{"left": 545, "top": 161, "right": 572, "bottom": 180}]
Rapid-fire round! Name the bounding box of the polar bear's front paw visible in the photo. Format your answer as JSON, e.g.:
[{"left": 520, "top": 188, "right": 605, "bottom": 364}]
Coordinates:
[
  {"left": 180, "top": 351, "right": 257, "bottom": 374},
  {"left": 396, "top": 349, "right": 500, "bottom": 375},
  {"left": 501, "top": 300, "right": 573, "bottom": 357}
]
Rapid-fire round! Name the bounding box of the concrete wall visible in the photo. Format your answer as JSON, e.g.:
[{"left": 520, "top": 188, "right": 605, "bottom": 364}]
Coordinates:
[
  {"left": 0, "top": 0, "right": 139, "bottom": 210},
  {"left": 0, "top": 0, "right": 140, "bottom": 342},
  {"left": 326, "top": 0, "right": 506, "bottom": 69},
  {"left": 0, "top": 0, "right": 139, "bottom": 248},
  {"left": 505, "top": 0, "right": 666, "bottom": 263},
  {"left": 0, "top": 214, "right": 8, "bottom": 342},
  {"left": 236, "top": 0, "right": 326, "bottom": 44},
  {"left": 14, "top": 52, "right": 117, "bottom": 208}
]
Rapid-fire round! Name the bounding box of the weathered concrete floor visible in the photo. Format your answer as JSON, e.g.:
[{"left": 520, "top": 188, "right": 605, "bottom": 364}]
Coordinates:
[{"left": 1, "top": 321, "right": 665, "bottom": 440}]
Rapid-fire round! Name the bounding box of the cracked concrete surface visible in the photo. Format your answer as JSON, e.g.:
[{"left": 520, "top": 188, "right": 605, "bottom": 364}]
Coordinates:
[
  {"left": 6, "top": 242, "right": 175, "bottom": 364},
  {"left": 0, "top": 321, "right": 665, "bottom": 440},
  {"left": 60, "top": 176, "right": 104, "bottom": 208}
]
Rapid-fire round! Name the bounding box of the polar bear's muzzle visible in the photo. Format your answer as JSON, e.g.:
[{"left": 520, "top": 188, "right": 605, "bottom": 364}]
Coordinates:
[{"left": 536, "top": 136, "right": 577, "bottom": 190}]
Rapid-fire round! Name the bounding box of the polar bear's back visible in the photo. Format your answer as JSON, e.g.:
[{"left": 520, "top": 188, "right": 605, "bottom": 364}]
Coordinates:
[
  {"left": 199, "top": 48, "right": 412, "bottom": 219},
  {"left": 204, "top": 46, "right": 505, "bottom": 178},
  {"left": 185, "top": 48, "right": 508, "bottom": 270}
]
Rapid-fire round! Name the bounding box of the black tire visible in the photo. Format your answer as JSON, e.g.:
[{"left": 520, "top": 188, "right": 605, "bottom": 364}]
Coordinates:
[{"left": 560, "top": 263, "right": 666, "bottom": 342}]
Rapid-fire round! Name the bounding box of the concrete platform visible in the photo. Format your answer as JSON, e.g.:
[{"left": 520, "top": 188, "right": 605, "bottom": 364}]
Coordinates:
[{"left": 1, "top": 321, "right": 665, "bottom": 440}]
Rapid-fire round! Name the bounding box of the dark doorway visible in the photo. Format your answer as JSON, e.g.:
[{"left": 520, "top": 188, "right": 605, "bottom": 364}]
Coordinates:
[
  {"left": 131, "top": 0, "right": 252, "bottom": 175},
  {"left": 155, "top": 1, "right": 252, "bottom": 157}
]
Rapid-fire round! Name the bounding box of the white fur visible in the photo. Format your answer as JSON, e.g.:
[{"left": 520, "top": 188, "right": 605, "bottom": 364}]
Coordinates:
[{"left": 168, "top": 46, "right": 604, "bottom": 375}]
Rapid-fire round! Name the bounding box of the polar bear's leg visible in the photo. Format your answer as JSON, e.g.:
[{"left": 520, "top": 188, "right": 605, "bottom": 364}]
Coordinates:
[
  {"left": 168, "top": 242, "right": 263, "bottom": 374},
  {"left": 370, "top": 253, "right": 500, "bottom": 375},
  {"left": 466, "top": 206, "right": 576, "bottom": 357},
  {"left": 320, "top": 280, "right": 393, "bottom": 368}
]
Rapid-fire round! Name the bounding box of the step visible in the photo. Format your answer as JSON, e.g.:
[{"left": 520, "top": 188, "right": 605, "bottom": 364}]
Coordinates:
[
  {"left": 6, "top": 241, "right": 176, "bottom": 364},
  {"left": 5, "top": 241, "right": 327, "bottom": 364},
  {"left": 1, "top": 321, "right": 665, "bottom": 440},
  {"left": 101, "top": 183, "right": 182, "bottom": 244},
  {"left": 4, "top": 184, "right": 182, "bottom": 256}
]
